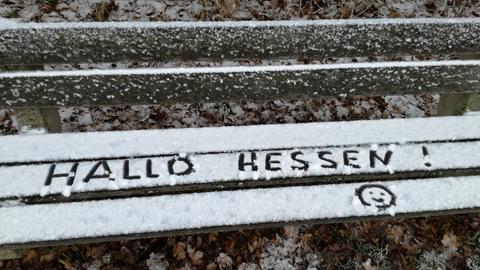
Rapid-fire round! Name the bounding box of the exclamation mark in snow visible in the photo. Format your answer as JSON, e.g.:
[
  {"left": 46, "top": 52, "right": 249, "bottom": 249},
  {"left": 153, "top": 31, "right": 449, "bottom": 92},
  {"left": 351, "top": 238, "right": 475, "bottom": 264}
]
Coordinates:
[{"left": 422, "top": 146, "right": 432, "bottom": 168}]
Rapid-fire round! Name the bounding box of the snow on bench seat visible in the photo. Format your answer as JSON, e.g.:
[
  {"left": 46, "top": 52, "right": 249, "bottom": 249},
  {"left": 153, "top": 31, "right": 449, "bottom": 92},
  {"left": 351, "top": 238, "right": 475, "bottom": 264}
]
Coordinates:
[
  {"left": 1, "top": 115, "right": 480, "bottom": 203},
  {"left": 2, "top": 115, "right": 480, "bottom": 247},
  {"left": 2, "top": 175, "right": 480, "bottom": 248}
]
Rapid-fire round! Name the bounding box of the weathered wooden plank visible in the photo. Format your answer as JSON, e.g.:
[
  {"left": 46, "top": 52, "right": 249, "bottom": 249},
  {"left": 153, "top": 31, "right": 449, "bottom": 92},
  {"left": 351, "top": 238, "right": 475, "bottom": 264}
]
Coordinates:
[
  {"left": 1, "top": 140, "right": 480, "bottom": 204},
  {"left": 6, "top": 208, "right": 480, "bottom": 250},
  {"left": 1, "top": 18, "right": 479, "bottom": 66},
  {"left": 1, "top": 61, "right": 479, "bottom": 107},
  {"left": 2, "top": 207, "right": 480, "bottom": 250},
  {"left": 2, "top": 176, "right": 480, "bottom": 249},
  {"left": 1, "top": 115, "right": 479, "bottom": 204},
  {"left": 2, "top": 115, "right": 479, "bottom": 165}
]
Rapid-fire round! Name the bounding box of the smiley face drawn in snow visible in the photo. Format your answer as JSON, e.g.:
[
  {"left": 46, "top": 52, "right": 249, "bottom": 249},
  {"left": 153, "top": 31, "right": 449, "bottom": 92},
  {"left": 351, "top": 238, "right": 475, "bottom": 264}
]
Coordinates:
[{"left": 355, "top": 184, "right": 396, "bottom": 211}]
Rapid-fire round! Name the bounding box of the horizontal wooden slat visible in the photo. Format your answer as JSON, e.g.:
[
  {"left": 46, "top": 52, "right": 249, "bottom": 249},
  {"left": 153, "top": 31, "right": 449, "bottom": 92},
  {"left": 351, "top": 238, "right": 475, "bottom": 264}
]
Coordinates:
[
  {"left": 1, "top": 61, "right": 480, "bottom": 107},
  {"left": 1, "top": 140, "right": 480, "bottom": 204},
  {"left": 2, "top": 115, "right": 479, "bottom": 164},
  {"left": 2, "top": 176, "right": 480, "bottom": 249},
  {"left": 1, "top": 115, "right": 480, "bottom": 203},
  {"left": 1, "top": 18, "right": 479, "bottom": 66}
]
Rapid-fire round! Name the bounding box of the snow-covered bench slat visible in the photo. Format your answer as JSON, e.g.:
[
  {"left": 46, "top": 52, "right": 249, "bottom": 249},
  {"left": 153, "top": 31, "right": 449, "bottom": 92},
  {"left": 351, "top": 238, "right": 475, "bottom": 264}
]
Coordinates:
[
  {"left": 2, "top": 60, "right": 480, "bottom": 107},
  {"left": 1, "top": 18, "right": 479, "bottom": 66},
  {"left": 1, "top": 115, "right": 480, "bottom": 205},
  {"left": 2, "top": 175, "right": 480, "bottom": 249}
]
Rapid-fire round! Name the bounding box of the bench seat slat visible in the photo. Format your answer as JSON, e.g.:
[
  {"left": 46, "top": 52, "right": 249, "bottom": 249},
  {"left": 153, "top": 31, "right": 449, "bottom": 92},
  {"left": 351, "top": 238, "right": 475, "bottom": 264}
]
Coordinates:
[
  {"left": 1, "top": 115, "right": 479, "bottom": 164},
  {"left": 1, "top": 60, "right": 480, "bottom": 107},
  {"left": 0, "top": 115, "right": 480, "bottom": 203},
  {"left": 1, "top": 140, "right": 480, "bottom": 202},
  {"left": 1, "top": 18, "right": 479, "bottom": 66},
  {"left": 2, "top": 176, "right": 480, "bottom": 248}
]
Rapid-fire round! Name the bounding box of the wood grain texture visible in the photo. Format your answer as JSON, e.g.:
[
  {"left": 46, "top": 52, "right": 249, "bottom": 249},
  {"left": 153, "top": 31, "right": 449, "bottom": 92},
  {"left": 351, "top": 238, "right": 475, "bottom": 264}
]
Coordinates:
[
  {"left": 1, "top": 19, "right": 479, "bottom": 66},
  {"left": 1, "top": 61, "right": 479, "bottom": 107}
]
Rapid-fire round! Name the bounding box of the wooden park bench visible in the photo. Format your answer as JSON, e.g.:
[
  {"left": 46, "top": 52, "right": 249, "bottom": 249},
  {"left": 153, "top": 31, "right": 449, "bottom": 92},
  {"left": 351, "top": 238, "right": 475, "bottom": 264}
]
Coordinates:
[{"left": 1, "top": 18, "right": 480, "bottom": 255}]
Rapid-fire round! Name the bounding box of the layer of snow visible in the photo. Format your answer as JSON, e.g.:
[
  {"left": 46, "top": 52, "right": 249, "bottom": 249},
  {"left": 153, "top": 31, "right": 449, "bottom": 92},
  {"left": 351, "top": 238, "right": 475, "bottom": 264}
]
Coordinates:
[
  {"left": 1, "top": 140, "right": 480, "bottom": 199},
  {"left": 2, "top": 60, "right": 480, "bottom": 78},
  {"left": 465, "top": 111, "right": 480, "bottom": 116},
  {"left": 0, "top": 115, "right": 479, "bottom": 164},
  {"left": 2, "top": 176, "right": 480, "bottom": 245},
  {"left": 0, "top": 18, "right": 18, "bottom": 26},
  {"left": 1, "top": 17, "right": 479, "bottom": 30}
]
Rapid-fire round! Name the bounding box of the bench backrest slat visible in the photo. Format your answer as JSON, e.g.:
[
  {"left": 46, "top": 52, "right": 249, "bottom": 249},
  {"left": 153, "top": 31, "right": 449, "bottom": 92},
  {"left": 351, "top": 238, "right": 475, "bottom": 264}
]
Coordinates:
[
  {"left": 1, "top": 60, "right": 479, "bottom": 107},
  {"left": 1, "top": 18, "right": 479, "bottom": 66}
]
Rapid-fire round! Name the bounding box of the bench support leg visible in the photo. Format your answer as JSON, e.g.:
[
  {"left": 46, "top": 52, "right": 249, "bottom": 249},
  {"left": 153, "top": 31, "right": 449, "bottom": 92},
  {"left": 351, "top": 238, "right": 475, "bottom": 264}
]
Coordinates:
[
  {"left": 0, "top": 248, "right": 27, "bottom": 260},
  {"left": 439, "top": 52, "right": 480, "bottom": 116},
  {"left": 438, "top": 53, "right": 480, "bottom": 116},
  {"left": 437, "top": 93, "right": 472, "bottom": 116},
  {"left": 438, "top": 93, "right": 480, "bottom": 116},
  {"left": 467, "top": 94, "right": 480, "bottom": 113},
  {"left": 15, "top": 107, "right": 62, "bottom": 133}
]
